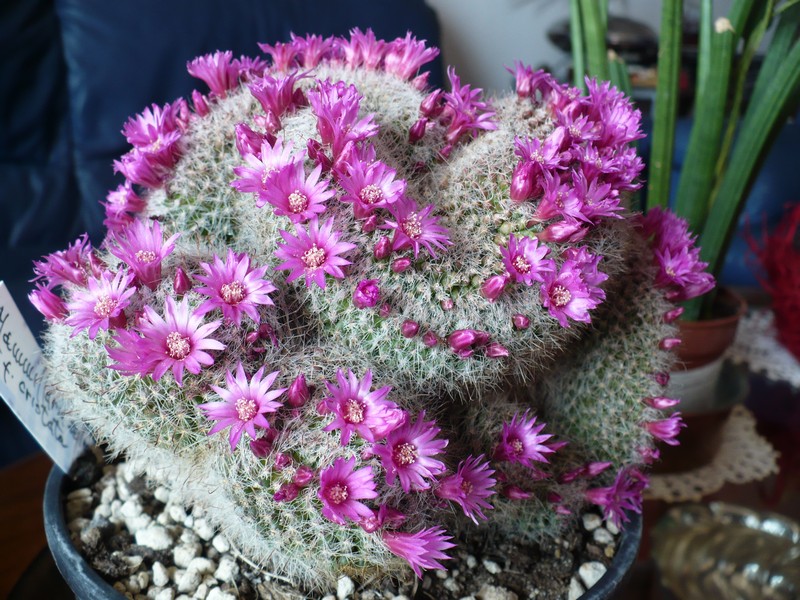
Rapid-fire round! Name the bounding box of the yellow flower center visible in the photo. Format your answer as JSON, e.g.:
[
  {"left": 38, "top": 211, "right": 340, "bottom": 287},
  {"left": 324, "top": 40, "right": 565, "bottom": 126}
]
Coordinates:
[
  {"left": 235, "top": 397, "right": 258, "bottom": 421},
  {"left": 288, "top": 190, "right": 309, "bottom": 213},
  {"left": 93, "top": 294, "right": 118, "bottom": 318},
  {"left": 302, "top": 245, "right": 326, "bottom": 270},
  {"left": 343, "top": 398, "right": 365, "bottom": 424},
  {"left": 220, "top": 281, "right": 246, "bottom": 304},
  {"left": 393, "top": 442, "right": 418, "bottom": 466},
  {"left": 359, "top": 185, "right": 383, "bottom": 205},
  {"left": 551, "top": 285, "right": 572, "bottom": 308}
]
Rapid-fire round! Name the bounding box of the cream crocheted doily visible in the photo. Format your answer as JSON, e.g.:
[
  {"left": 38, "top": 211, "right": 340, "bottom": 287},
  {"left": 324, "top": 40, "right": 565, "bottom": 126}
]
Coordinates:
[
  {"left": 646, "top": 405, "right": 780, "bottom": 503},
  {"left": 726, "top": 309, "right": 800, "bottom": 389}
]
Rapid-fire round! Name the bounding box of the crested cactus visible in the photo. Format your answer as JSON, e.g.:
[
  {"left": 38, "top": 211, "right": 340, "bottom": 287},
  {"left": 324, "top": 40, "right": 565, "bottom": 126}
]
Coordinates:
[{"left": 30, "top": 31, "right": 714, "bottom": 592}]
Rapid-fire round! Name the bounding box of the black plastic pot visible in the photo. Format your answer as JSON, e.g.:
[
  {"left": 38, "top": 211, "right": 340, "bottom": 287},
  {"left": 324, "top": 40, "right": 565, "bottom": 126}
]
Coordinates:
[{"left": 44, "top": 465, "right": 642, "bottom": 599}]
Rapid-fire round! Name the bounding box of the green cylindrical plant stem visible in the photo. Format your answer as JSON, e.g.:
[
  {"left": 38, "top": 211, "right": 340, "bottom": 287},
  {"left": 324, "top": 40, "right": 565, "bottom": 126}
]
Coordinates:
[
  {"left": 714, "top": 1, "right": 775, "bottom": 184},
  {"left": 695, "top": 0, "right": 713, "bottom": 102},
  {"left": 608, "top": 50, "right": 632, "bottom": 97},
  {"left": 699, "top": 38, "right": 800, "bottom": 279},
  {"left": 579, "top": 0, "right": 610, "bottom": 82},
  {"left": 570, "top": 0, "right": 587, "bottom": 92},
  {"left": 749, "top": 4, "right": 800, "bottom": 109},
  {"left": 645, "top": 0, "right": 683, "bottom": 211}
]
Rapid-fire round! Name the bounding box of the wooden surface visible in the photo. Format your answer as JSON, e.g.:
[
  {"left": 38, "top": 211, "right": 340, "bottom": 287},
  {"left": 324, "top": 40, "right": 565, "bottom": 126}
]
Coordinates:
[{"left": 0, "top": 452, "right": 51, "bottom": 599}]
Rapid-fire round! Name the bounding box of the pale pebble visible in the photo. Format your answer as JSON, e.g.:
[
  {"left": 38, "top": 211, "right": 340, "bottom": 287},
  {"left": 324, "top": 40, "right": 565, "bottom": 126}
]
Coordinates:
[
  {"left": 582, "top": 513, "right": 602, "bottom": 531},
  {"left": 477, "top": 584, "right": 518, "bottom": 600},
  {"left": 174, "top": 543, "right": 202, "bottom": 568},
  {"left": 337, "top": 575, "right": 355, "bottom": 599},
  {"left": 154, "top": 590, "right": 175, "bottom": 600},
  {"left": 214, "top": 556, "right": 238, "bottom": 582},
  {"left": 206, "top": 588, "right": 236, "bottom": 600},
  {"left": 152, "top": 561, "right": 170, "bottom": 587},
  {"left": 593, "top": 527, "right": 614, "bottom": 545},
  {"left": 579, "top": 561, "right": 607, "bottom": 589},
  {"left": 187, "top": 557, "right": 216, "bottom": 575},
  {"left": 177, "top": 568, "right": 202, "bottom": 594},
  {"left": 211, "top": 534, "right": 230, "bottom": 554},
  {"left": 154, "top": 486, "right": 171, "bottom": 504},
  {"left": 482, "top": 559, "right": 501, "bottom": 575},
  {"left": 193, "top": 518, "right": 215, "bottom": 541},
  {"left": 135, "top": 525, "right": 173, "bottom": 551},
  {"left": 568, "top": 576, "right": 585, "bottom": 600}
]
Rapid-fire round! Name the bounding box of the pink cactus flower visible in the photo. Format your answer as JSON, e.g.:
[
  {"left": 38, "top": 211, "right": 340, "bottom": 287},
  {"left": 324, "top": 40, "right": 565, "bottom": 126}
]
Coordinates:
[
  {"left": 500, "top": 234, "right": 554, "bottom": 285},
  {"left": 435, "top": 455, "right": 496, "bottom": 523},
  {"left": 274, "top": 217, "right": 356, "bottom": 289},
  {"left": 341, "top": 27, "right": 387, "bottom": 70},
  {"left": 108, "top": 219, "right": 180, "bottom": 290},
  {"left": 382, "top": 526, "right": 455, "bottom": 578},
  {"left": 585, "top": 466, "right": 648, "bottom": 529},
  {"left": 32, "top": 234, "right": 94, "bottom": 288},
  {"left": 28, "top": 283, "right": 68, "bottom": 321},
  {"left": 373, "top": 411, "right": 447, "bottom": 493},
  {"left": 258, "top": 162, "right": 334, "bottom": 223},
  {"left": 186, "top": 51, "right": 241, "bottom": 98},
  {"left": 65, "top": 269, "right": 136, "bottom": 339},
  {"left": 540, "top": 261, "right": 603, "bottom": 328},
  {"left": 199, "top": 363, "right": 285, "bottom": 451},
  {"left": 232, "top": 137, "right": 305, "bottom": 198},
  {"left": 353, "top": 279, "right": 381, "bottom": 309},
  {"left": 384, "top": 33, "right": 439, "bottom": 81},
  {"left": 494, "top": 410, "right": 556, "bottom": 468},
  {"left": 383, "top": 197, "right": 451, "bottom": 259},
  {"left": 318, "top": 456, "right": 378, "bottom": 525},
  {"left": 645, "top": 413, "right": 685, "bottom": 446},
  {"left": 337, "top": 156, "right": 406, "bottom": 219}
]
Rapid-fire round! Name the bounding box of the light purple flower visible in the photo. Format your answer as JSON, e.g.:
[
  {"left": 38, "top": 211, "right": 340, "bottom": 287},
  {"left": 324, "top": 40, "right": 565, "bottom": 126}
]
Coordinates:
[
  {"left": 382, "top": 197, "right": 451, "bottom": 259},
  {"left": 194, "top": 250, "right": 276, "bottom": 326},
  {"left": 561, "top": 246, "right": 609, "bottom": 305},
  {"left": 384, "top": 33, "right": 439, "bottom": 81},
  {"left": 585, "top": 467, "right": 648, "bottom": 529},
  {"left": 353, "top": 279, "right": 381, "bottom": 309},
  {"left": 257, "top": 40, "right": 298, "bottom": 71},
  {"left": 65, "top": 269, "right": 136, "bottom": 339},
  {"left": 321, "top": 369, "right": 405, "bottom": 445},
  {"left": 248, "top": 72, "right": 307, "bottom": 129},
  {"left": 28, "top": 283, "right": 68, "bottom": 321},
  {"left": 494, "top": 410, "right": 555, "bottom": 468},
  {"left": 382, "top": 527, "right": 455, "bottom": 578},
  {"left": 274, "top": 217, "right": 356, "bottom": 289},
  {"left": 102, "top": 181, "right": 146, "bottom": 232},
  {"left": 108, "top": 219, "right": 180, "bottom": 290},
  {"left": 231, "top": 137, "right": 305, "bottom": 198},
  {"left": 290, "top": 32, "right": 337, "bottom": 68},
  {"left": 199, "top": 363, "right": 285, "bottom": 451},
  {"left": 258, "top": 162, "right": 333, "bottom": 223},
  {"left": 645, "top": 413, "right": 685, "bottom": 446},
  {"left": 440, "top": 67, "right": 497, "bottom": 147},
  {"left": 318, "top": 456, "right": 378, "bottom": 525},
  {"left": 500, "top": 234, "right": 554, "bottom": 285},
  {"left": 435, "top": 455, "right": 496, "bottom": 524},
  {"left": 32, "top": 234, "right": 94, "bottom": 287},
  {"left": 540, "top": 262, "right": 600, "bottom": 328},
  {"left": 186, "top": 51, "right": 241, "bottom": 98},
  {"left": 337, "top": 156, "right": 406, "bottom": 219},
  {"left": 109, "top": 296, "right": 224, "bottom": 387},
  {"left": 373, "top": 411, "right": 448, "bottom": 493},
  {"left": 341, "top": 27, "right": 386, "bottom": 70}
]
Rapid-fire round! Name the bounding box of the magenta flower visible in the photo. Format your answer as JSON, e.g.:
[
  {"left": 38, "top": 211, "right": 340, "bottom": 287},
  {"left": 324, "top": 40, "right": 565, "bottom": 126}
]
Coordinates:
[
  {"left": 194, "top": 250, "right": 276, "bottom": 326},
  {"left": 257, "top": 40, "right": 298, "bottom": 71},
  {"left": 373, "top": 411, "right": 448, "bottom": 493},
  {"left": 65, "top": 269, "right": 136, "bottom": 339},
  {"left": 108, "top": 219, "right": 180, "bottom": 290},
  {"left": 258, "top": 162, "right": 333, "bottom": 223},
  {"left": 248, "top": 72, "right": 307, "bottom": 128},
  {"left": 28, "top": 283, "right": 68, "bottom": 321},
  {"left": 337, "top": 156, "right": 406, "bottom": 219},
  {"left": 290, "top": 32, "right": 337, "bottom": 68},
  {"left": 382, "top": 526, "right": 455, "bottom": 578},
  {"left": 318, "top": 456, "right": 378, "bottom": 525},
  {"left": 514, "top": 128, "right": 568, "bottom": 171},
  {"left": 585, "top": 467, "right": 648, "bottom": 529},
  {"left": 233, "top": 122, "right": 269, "bottom": 157},
  {"left": 500, "top": 234, "right": 554, "bottom": 285},
  {"left": 186, "top": 51, "right": 241, "bottom": 98},
  {"left": 653, "top": 245, "right": 715, "bottom": 301},
  {"left": 307, "top": 80, "right": 379, "bottom": 161},
  {"left": 232, "top": 138, "right": 305, "bottom": 198},
  {"left": 341, "top": 27, "right": 386, "bottom": 70},
  {"left": 110, "top": 296, "right": 224, "bottom": 387},
  {"left": 494, "top": 410, "right": 555, "bottom": 468},
  {"left": 382, "top": 197, "right": 451, "bottom": 259},
  {"left": 561, "top": 246, "right": 609, "bottom": 304},
  {"left": 435, "top": 455, "right": 496, "bottom": 524},
  {"left": 32, "top": 234, "right": 94, "bottom": 287},
  {"left": 198, "top": 363, "right": 285, "bottom": 451},
  {"left": 321, "top": 369, "right": 405, "bottom": 445},
  {"left": 274, "top": 217, "right": 356, "bottom": 289},
  {"left": 645, "top": 413, "right": 684, "bottom": 446},
  {"left": 441, "top": 67, "right": 497, "bottom": 147},
  {"left": 540, "top": 262, "right": 601, "bottom": 328},
  {"left": 353, "top": 279, "right": 381, "bottom": 309},
  {"left": 102, "top": 181, "right": 146, "bottom": 232},
  {"left": 384, "top": 33, "right": 440, "bottom": 83}
]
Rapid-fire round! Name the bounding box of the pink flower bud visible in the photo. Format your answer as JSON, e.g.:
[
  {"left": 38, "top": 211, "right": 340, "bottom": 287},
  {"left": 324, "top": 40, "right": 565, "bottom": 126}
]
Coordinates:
[
  {"left": 373, "top": 237, "right": 392, "bottom": 260},
  {"left": 361, "top": 214, "right": 379, "bottom": 232},
  {"left": 510, "top": 163, "right": 534, "bottom": 201},
  {"left": 481, "top": 274, "right": 509, "bottom": 302},
  {"left": 639, "top": 446, "right": 660, "bottom": 464},
  {"left": 234, "top": 122, "right": 264, "bottom": 157},
  {"left": 273, "top": 483, "right": 299, "bottom": 503},
  {"left": 548, "top": 440, "right": 569, "bottom": 452},
  {"left": 245, "top": 330, "right": 260, "bottom": 344},
  {"left": 485, "top": 342, "right": 509, "bottom": 358},
  {"left": 547, "top": 491, "right": 563, "bottom": 504},
  {"left": 422, "top": 331, "right": 439, "bottom": 347},
  {"left": 585, "top": 461, "right": 613, "bottom": 477},
  {"left": 501, "top": 485, "right": 531, "bottom": 500},
  {"left": 408, "top": 117, "right": 428, "bottom": 143},
  {"left": 249, "top": 432, "right": 276, "bottom": 458},
  {"left": 89, "top": 253, "right": 105, "bottom": 278},
  {"left": 654, "top": 372, "right": 670, "bottom": 386},
  {"left": 263, "top": 110, "right": 282, "bottom": 134},
  {"left": 287, "top": 373, "right": 310, "bottom": 408},
  {"left": 391, "top": 257, "right": 412, "bottom": 273},
  {"left": 191, "top": 89, "right": 209, "bottom": 117},
  {"left": 28, "top": 286, "right": 68, "bottom": 321},
  {"left": 293, "top": 465, "right": 315, "bottom": 487},
  {"left": 173, "top": 267, "right": 192, "bottom": 295},
  {"left": 273, "top": 453, "right": 292, "bottom": 471},
  {"left": 447, "top": 329, "right": 479, "bottom": 352},
  {"left": 659, "top": 337, "right": 682, "bottom": 350},
  {"left": 663, "top": 306, "right": 684, "bottom": 323},
  {"left": 473, "top": 331, "right": 491, "bottom": 347},
  {"left": 401, "top": 320, "right": 420, "bottom": 338},
  {"left": 512, "top": 313, "right": 530, "bottom": 329},
  {"left": 411, "top": 71, "right": 429, "bottom": 90},
  {"left": 456, "top": 348, "right": 474, "bottom": 359},
  {"left": 292, "top": 88, "right": 307, "bottom": 108},
  {"left": 379, "top": 303, "right": 392, "bottom": 318},
  {"left": 420, "top": 90, "right": 444, "bottom": 118},
  {"left": 259, "top": 323, "right": 278, "bottom": 346},
  {"left": 306, "top": 139, "right": 331, "bottom": 171},
  {"left": 353, "top": 279, "right": 380, "bottom": 309},
  {"left": 644, "top": 396, "right": 681, "bottom": 410},
  {"left": 539, "top": 220, "right": 589, "bottom": 243}
]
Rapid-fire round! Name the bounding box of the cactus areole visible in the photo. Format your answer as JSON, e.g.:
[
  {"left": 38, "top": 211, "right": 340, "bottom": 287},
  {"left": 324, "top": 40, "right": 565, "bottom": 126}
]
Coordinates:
[{"left": 32, "top": 31, "right": 713, "bottom": 591}]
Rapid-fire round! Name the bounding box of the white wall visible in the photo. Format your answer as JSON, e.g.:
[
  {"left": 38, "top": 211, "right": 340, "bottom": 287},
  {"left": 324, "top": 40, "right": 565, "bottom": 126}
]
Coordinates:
[{"left": 424, "top": 0, "right": 733, "bottom": 94}]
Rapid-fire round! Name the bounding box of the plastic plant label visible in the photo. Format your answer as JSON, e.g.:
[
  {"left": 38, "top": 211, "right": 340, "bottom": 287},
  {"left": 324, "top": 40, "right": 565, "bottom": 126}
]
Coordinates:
[{"left": 0, "top": 281, "right": 90, "bottom": 473}]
